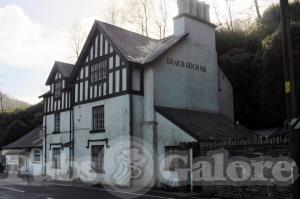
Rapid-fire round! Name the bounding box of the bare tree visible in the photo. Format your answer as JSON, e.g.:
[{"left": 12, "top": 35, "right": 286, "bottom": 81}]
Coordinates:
[
  {"left": 112, "top": 0, "right": 176, "bottom": 39},
  {"left": 105, "top": 0, "right": 121, "bottom": 26},
  {"left": 212, "top": 0, "right": 226, "bottom": 31},
  {"left": 254, "top": 0, "right": 262, "bottom": 20},
  {"left": 151, "top": 0, "right": 169, "bottom": 39},
  {"left": 0, "top": 94, "right": 3, "bottom": 113},
  {"left": 121, "top": 0, "right": 153, "bottom": 37},
  {"left": 225, "top": 0, "right": 234, "bottom": 31},
  {"left": 70, "top": 22, "right": 87, "bottom": 61}
]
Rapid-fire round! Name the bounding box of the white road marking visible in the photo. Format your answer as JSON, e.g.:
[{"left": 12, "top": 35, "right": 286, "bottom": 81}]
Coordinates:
[
  {"left": 37, "top": 181, "right": 73, "bottom": 187},
  {"left": 2, "top": 181, "right": 175, "bottom": 199},
  {"left": 0, "top": 186, "right": 25, "bottom": 193}
]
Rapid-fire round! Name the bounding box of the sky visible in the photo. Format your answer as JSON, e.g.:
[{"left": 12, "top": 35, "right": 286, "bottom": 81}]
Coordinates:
[{"left": 0, "top": 0, "right": 279, "bottom": 104}]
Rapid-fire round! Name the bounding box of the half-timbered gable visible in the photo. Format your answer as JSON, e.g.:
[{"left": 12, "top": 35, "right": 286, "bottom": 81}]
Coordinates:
[
  {"left": 42, "top": 61, "right": 74, "bottom": 115},
  {"left": 70, "top": 21, "right": 171, "bottom": 105},
  {"left": 70, "top": 22, "right": 129, "bottom": 105}
]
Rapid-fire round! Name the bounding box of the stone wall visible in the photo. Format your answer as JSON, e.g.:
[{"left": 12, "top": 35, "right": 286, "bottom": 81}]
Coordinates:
[{"left": 180, "top": 139, "right": 291, "bottom": 199}]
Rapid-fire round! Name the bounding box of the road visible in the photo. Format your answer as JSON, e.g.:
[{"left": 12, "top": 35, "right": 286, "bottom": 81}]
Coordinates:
[{"left": 0, "top": 180, "right": 182, "bottom": 199}]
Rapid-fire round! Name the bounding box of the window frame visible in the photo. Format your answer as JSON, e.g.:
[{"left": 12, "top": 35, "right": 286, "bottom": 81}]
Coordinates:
[
  {"left": 54, "top": 113, "right": 60, "bottom": 133},
  {"left": 91, "top": 105, "right": 105, "bottom": 133},
  {"left": 165, "top": 146, "right": 178, "bottom": 171},
  {"left": 91, "top": 145, "right": 105, "bottom": 173},
  {"left": 90, "top": 60, "right": 108, "bottom": 84},
  {"left": 33, "top": 149, "right": 41, "bottom": 162},
  {"left": 54, "top": 80, "right": 62, "bottom": 99}
]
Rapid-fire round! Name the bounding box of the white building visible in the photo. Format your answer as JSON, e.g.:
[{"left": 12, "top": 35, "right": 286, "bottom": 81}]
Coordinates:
[
  {"left": 40, "top": 0, "right": 251, "bottom": 187},
  {"left": 1, "top": 126, "right": 44, "bottom": 177}
]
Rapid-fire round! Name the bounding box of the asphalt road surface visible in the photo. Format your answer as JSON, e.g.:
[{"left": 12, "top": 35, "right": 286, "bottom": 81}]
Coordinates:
[{"left": 0, "top": 181, "right": 182, "bottom": 199}]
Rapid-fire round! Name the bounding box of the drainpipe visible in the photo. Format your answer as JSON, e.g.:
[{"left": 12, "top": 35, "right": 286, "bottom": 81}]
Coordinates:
[
  {"left": 44, "top": 114, "right": 47, "bottom": 176},
  {"left": 71, "top": 103, "right": 75, "bottom": 180},
  {"left": 128, "top": 64, "right": 134, "bottom": 187},
  {"left": 69, "top": 109, "right": 72, "bottom": 179}
]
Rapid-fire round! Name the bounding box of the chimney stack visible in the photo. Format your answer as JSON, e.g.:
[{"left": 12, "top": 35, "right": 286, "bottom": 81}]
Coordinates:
[
  {"left": 173, "top": 0, "right": 216, "bottom": 50},
  {"left": 177, "top": 0, "right": 210, "bottom": 22}
]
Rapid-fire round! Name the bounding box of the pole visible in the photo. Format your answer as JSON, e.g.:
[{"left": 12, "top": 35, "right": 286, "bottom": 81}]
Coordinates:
[
  {"left": 280, "top": 0, "right": 299, "bottom": 198},
  {"left": 189, "top": 148, "right": 193, "bottom": 192}
]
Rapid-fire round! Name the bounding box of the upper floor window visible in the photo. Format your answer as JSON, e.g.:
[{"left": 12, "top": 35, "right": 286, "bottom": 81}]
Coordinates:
[
  {"left": 54, "top": 81, "right": 62, "bottom": 98},
  {"left": 90, "top": 60, "right": 107, "bottom": 83},
  {"left": 92, "top": 106, "right": 105, "bottom": 132},
  {"left": 54, "top": 113, "right": 60, "bottom": 132},
  {"left": 33, "top": 149, "right": 41, "bottom": 162}
]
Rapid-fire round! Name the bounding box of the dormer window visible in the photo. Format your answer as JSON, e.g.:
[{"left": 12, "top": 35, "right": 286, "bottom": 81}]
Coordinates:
[
  {"left": 54, "top": 81, "right": 62, "bottom": 99},
  {"left": 90, "top": 60, "right": 107, "bottom": 83}
]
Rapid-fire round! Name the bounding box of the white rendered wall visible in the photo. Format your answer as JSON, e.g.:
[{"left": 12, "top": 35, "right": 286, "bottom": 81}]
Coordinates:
[
  {"left": 45, "top": 110, "right": 72, "bottom": 179},
  {"left": 2, "top": 149, "right": 43, "bottom": 176},
  {"left": 153, "top": 17, "right": 220, "bottom": 113},
  {"left": 28, "top": 148, "right": 43, "bottom": 176},
  {"left": 73, "top": 95, "right": 130, "bottom": 184}
]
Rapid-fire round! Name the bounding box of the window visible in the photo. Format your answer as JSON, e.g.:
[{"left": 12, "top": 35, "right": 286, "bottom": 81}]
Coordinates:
[
  {"left": 52, "top": 148, "right": 61, "bottom": 169},
  {"left": 91, "top": 145, "right": 104, "bottom": 173},
  {"left": 33, "top": 149, "right": 41, "bottom": 162},
  {"left": 54, "top": 113, "right": 60, "bottom": 132},
  {"left": 90, "top": 60, "right": 107, "bottom": 83},
  {"left": 92, "top": 106, "right": 105, "bottom": 132},
  {"left": 165, "top": 146, "right": 188, "bottom": 171},
  {"left": 54, "top": 81, "right": 62, "bottom": 98},
  {"left": 165, "top": 146, "right": 178, "bottom": 171},
  {"left": 10, "top": 156, "right": 16, "bottom": 162}
]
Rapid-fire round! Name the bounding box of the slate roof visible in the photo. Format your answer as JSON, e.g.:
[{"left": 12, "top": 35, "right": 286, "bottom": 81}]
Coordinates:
[
  {"left": 70, "top": 21, "right": 188, "bottom": 80},
  {"left": 156, "top": 106, "right": 253, "bottom": 141},
  {"left": 2, "top": 126, "right": 44, "bottom": 149},
  {"left": 46, "top": 61, "right": 75, "bottom": 85},
  {"left": 268, "top": 128, "right": 289, "bottom": 138},
  {"left": 96, "top": 21, "right": 188, "bottom": 64},
  {"left": 55, "top": 61, "right": 74, "bottom": 77},
  {"left": 255, "top": 128, "right": 281, "bottom": 138}
]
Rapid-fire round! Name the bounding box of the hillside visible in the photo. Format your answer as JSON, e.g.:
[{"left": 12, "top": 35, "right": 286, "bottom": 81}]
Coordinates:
[
  {"left": 0, "top": 92, "right": 30, "bottom": 112},
  {"left": 217, "top": 2, "right": 300, "bottom": 129},
  {"left": 0, "top": 102, "right": 43, "bottom": 147}
]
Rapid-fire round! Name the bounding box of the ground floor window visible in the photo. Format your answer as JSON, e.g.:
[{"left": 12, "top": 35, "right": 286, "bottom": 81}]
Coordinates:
[
  {"left": 52, "top": 148, "right": 61, "bottom": 169},
  {"left": 165, "top": 146, "right": 179, "bottom": 171},
  {"left": 33, "top": 149, "right": 41, "bottom": 162},
  {"left": 91, "top": 145, "right": 104, "bottom": 173}
]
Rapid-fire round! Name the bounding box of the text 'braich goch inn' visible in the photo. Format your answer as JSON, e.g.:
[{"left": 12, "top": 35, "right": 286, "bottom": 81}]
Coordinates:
[{"left": 39, "top": 0, "right": 291, "bottom": 197}]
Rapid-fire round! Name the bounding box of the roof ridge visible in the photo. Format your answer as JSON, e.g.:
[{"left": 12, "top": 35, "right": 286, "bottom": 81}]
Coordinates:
[
  {"left": 55, "top": 61, "right": 74, "bottom": 66},
  {"left": 95, "top": 20, "right": 158, "bottom": 41}
]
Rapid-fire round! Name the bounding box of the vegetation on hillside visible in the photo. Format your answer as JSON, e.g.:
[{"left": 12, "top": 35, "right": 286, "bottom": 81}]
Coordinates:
[
  {"left": 0, "top": 91, "right": 29, "bottom": 112},
  {"left": 217, "top": 2, "right": 300, "bottom": 129},
  {"left": 0, "top": 102, "right": 43, "bottom": 147}
]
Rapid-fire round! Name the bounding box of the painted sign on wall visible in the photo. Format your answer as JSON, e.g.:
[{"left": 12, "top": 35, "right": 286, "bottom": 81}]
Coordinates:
[{"left": 166, "top": 57, "right": 207, "bottom": 72}]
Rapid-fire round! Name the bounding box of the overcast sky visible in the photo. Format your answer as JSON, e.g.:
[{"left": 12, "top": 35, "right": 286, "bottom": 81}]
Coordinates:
[{"left": 0, "top": 0, "right": 278, "bottom": 104}]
